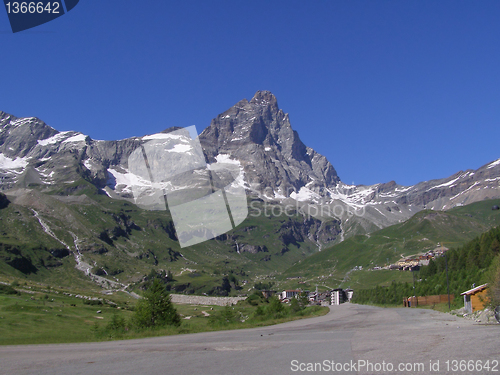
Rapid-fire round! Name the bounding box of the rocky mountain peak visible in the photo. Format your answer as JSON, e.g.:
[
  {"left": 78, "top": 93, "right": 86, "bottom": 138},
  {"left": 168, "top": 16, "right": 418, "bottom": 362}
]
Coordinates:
[
  {"left": 0, "top": 111, "right": 58, "bottom": 158},
  {"left": 249, "top": 90, "right": 279, "bottom": 111},
  {"left": 199, "top": 91, "right": 340, "bottom": 196}
]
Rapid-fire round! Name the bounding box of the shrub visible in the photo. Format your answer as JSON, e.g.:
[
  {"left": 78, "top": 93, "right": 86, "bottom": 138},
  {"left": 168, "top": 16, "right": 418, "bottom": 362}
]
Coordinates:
[
  {"left": 0, "top": 284, "right": 17, "bottom": 295},
  {"left": 83, "top": 299, "right": 103, "bottom": 305},
  {"left": 266, "top": 296, "right": 286, "bottom": 318},
  {"left": 253, "top": 305, "right": 266, "bottom": 318},
  {"left": 246, "top": 291, "right": 267, "bottom": 306},
  {"left": 106, "top": 313, "right": 126, "bottom": 332}
]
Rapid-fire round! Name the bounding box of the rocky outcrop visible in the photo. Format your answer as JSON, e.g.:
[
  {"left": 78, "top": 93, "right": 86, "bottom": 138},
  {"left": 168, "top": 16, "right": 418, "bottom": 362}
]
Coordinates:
[
  {"left": 238, "top": 244, "right": 268, "bottom": 254},
  {"left": 0, "top": 192, "right": 9, "bottom": 209}
]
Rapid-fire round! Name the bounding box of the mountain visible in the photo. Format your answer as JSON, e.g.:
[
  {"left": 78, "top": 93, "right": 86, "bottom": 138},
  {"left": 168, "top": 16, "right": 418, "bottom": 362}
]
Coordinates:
[
  {"left": 1, "top": 91, "right": 500, "bottom": 291},
  {"left": 1, "top": 91, "right": 499, "bottom": 226},
  {"left": 198, "top": 92, "right": 500, "bottom": 238},
  {"left": 199, "top": 91, "right": 340, "bottom": 196},
  {"left": 0, "top": 96, "right": 344, "bottom": 290},
  {"left": 1, "top": 91, "right": 500, "bottom": 239}
]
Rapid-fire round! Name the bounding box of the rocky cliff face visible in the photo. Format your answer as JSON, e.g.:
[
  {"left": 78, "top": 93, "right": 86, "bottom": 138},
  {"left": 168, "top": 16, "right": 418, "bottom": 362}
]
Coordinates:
[
  {"left": 0, "top": 192, "right": 9, "bottom": 209},
  {"left": 200, "top": 91, "right": 340, "bottom": 197}
]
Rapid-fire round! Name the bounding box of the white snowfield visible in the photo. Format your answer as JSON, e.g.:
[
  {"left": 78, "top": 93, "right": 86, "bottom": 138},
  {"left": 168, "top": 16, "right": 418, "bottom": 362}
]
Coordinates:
[
  {"left": 37, "top": 131, "right": 72, "bottom": 146},
  {"left": 488, "top": 158, "right": 500, "bottom": 169},
  {"left": 0, "top": 153, "right": 28, "bottom": 169},
  {"left": 62, "top": 134, "right": 87, "bottom": 143},
  {"left": 290, "top": 186, "right": 321, "bottom": 202},
  {"left": 142, "top": 133, "right": 186, "bottom": 141}
]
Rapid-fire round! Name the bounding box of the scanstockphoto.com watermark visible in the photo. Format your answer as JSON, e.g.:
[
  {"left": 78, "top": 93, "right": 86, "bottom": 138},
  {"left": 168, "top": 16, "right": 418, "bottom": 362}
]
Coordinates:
[
  {"left": 290, "top": 359, "right": 499, "bottom": 373},
  {"left": 291, "top": 359, "right": 426, "bottom": 373},
  {"left": 248, "top": 200, "right": 366, "bottom": 220}
]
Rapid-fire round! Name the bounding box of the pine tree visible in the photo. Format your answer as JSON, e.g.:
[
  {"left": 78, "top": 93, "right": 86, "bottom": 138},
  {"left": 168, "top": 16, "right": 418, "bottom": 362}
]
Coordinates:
[{"left": 134, "top": 279, "right": 180, "bottom": 328}]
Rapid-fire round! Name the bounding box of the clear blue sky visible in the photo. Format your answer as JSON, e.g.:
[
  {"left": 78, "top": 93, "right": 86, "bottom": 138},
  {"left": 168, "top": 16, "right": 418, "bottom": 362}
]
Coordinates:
[{"left": 1, "top": 1, "right": 499, "bottom": 186}]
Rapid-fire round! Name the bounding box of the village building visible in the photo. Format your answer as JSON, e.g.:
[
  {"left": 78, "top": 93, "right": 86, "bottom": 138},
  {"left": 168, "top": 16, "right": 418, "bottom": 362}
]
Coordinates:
[
  {"left": 280, "top": 289, "right": 301, "bottom": 301},
  {"left": 331, "top": 288, "right": 347, "bottom": 305},
  {"left": 344, "top": 289, "right": 354, "bottom": 302},
  {"left": 395, "top": 258, "right": 420, "bottom": 270},
  {"left": 280, "top": 288, "right": 354, "bottom": 305}
]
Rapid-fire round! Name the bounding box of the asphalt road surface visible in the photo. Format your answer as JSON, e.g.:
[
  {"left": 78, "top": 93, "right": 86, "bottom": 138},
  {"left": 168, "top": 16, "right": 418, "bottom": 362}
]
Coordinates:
[{"left": 1, "top": 303, "right": 498, "bottom": 375}]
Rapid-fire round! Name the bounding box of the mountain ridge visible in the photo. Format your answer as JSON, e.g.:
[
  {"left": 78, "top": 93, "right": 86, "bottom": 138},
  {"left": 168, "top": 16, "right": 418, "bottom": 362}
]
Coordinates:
[
  {"left": 1, "top": 92, "right": 500, "bottom": 292},
  {"left": 1, "top": 90, "right": 500, "bottom": 239}
]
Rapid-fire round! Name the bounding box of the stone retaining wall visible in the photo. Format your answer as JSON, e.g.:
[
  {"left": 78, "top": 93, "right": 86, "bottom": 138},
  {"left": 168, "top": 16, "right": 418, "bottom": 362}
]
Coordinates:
[{"left": 170, "top": 294, "right": 246, "bottom": 306}]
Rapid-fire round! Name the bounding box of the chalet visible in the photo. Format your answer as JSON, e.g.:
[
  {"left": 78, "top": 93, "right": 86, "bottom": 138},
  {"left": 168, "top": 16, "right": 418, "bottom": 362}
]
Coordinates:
[
  {"left": 461, "top": 283, "right": 489, "bottom": 314},
  {"left": 317, "top": 292, "right": 330, "bottom": 305},
  {"left": 308, "top": 291, "right": 317, "bottom": 302},
  {"left": 396, "top": 259, "right": 419, "bottom": 270}
]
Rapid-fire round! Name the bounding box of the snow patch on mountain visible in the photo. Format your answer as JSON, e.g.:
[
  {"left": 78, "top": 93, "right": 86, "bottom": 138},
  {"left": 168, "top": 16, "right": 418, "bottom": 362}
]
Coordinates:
[
  {"left": 83, "top": 159, "right": 100, "bottom": 172},
  {"left": 274, "top": 190, "right": 287, "bottom": 200},
  {"left": 38, "top": 132, "right": 71, "bottom": 146},
  {"left": 487, "top": 158, "right": 500, "bottom": 169},
  {"left": 429, "top": 176, "right": 460, "bottom": 190},
  {"left": 214, "top": 154, "right": 240, "bottom": 165},
  {"left": 291, "top": 187, "right": 321, "bottom": 202},
  {"left": 212, "top": 154, "right": 248, "bottom": 190},
  {"left": 168, "top": 144, "right": 193, "bottom": 153},
  {"left": 327, "top": 184, "right": 378, "bottom": 208},
  {"left": 143, "top": 133, "right": 186, "bottom": 141},
  {"left": 63, "top": 134, "right": 87, "bottom": 143},
  {"left": 450, "top": 181, "right": 482, "bottom": 200},
  {"left": 10, "top": 117, "right": 37, "bottom": 128},
  {"left": 0, "top": 153, "right": 28, "bottom": 169},
  {"left": 107, "top": 168, "right": 151, "bottom": 193}
]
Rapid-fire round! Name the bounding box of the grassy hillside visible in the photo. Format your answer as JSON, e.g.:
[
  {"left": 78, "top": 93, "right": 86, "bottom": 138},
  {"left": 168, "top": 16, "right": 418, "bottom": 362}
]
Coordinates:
[
  {"left": 0, "top": 183, "right": 328, "bottom": 294},
  {"left": 280, "top": 199, "right": 500, "bottom": 290}
]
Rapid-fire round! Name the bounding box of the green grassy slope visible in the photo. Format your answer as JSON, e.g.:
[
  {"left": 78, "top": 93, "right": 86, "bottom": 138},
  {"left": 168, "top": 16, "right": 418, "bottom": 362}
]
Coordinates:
[
  {"left": 0, "top": 183, "right": 326, "bottom": 294},
  {"left": 280, "top": 199, "right": 500, "bottom": 290},
  {"left": 0, "top": 283, "right": 328, "bottom": 345}
]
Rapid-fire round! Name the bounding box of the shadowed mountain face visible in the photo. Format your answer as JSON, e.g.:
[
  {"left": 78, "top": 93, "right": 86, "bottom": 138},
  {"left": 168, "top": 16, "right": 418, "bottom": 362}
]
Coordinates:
[{"left": 1, "top": 90, "right": 500, "bottom": 238}]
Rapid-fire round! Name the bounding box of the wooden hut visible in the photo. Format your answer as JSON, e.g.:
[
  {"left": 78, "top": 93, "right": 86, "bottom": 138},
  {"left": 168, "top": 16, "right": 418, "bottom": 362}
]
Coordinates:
[{"left": 460, "top": 283, "right": 489, "bottom": 314}]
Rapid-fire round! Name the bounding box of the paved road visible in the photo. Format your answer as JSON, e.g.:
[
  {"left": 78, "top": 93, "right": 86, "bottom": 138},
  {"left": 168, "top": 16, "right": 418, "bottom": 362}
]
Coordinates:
[{"left": 1, "top": 304, "right": 498, "bottom": 375}]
